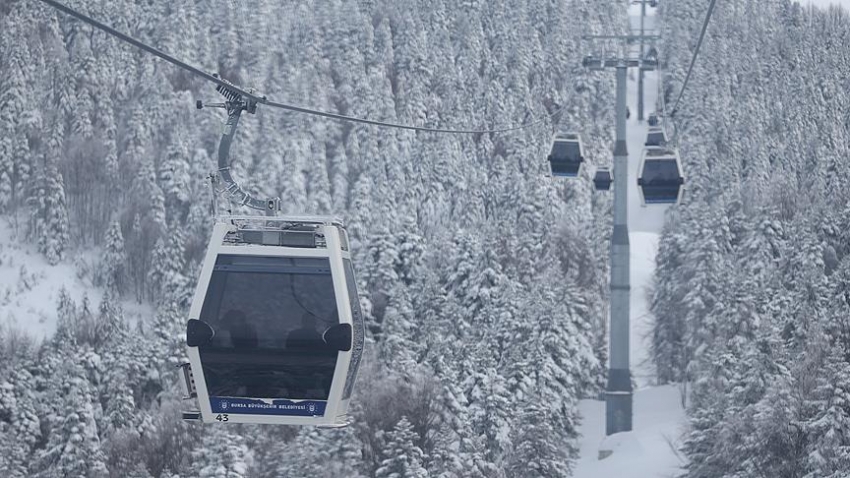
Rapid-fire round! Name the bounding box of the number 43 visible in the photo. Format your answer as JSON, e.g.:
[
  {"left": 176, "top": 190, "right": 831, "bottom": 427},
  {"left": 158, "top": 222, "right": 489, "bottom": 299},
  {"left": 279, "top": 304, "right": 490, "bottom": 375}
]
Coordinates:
[{"left": 215, "top": 414, "right": 229, "bottom": 422}]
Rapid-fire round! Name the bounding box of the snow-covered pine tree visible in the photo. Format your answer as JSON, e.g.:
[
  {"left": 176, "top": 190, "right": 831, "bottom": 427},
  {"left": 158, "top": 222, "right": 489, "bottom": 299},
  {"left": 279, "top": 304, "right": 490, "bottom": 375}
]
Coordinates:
[
  {"left": 0, "top": 368, "right": 41, "bottom": 478},
  {"left": 30, "top": 372, "right": 109, "bottom": 478},
  {"left": 505, "top": 405, "right": 573, "bottom": 478},
  {"left": 147, "top": 226, "right": 188, "bottom": 307},
  {"left": 375, "top": 416, "right": 429, "bottom": 478},
  {"left": 803, "top": 343, "right": 850, "bottom": 477},
  {"left": 272, "top": 426, "right": 368, "bottom": 478},
  {"left": 101, "top": 220, "right": 128, "bottom": 296},
  {"left": 191, "top": 428, "right": 252, "bottom": 478},
  {"left": 0, "top": 13, "right": 33, "bottom": 212}
]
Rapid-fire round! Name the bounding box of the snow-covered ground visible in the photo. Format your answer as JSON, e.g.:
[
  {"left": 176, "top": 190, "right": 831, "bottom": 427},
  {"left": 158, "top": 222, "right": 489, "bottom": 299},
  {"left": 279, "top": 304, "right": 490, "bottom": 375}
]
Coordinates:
[
  {"left": 0, "top": 217, "right": 152, "bottom": 341},
  {"left": 573, "top": 3, "right": 687, "bottom": 476},
  {"left": 0, "top": 218, "right": 98, "bottom": 340},
  {"left": 629, "top": 231, "right": 660, "bottom": 386},
  {"left": 574, "top": 385, "right": 687, "bottom": 477},
  {"left": 628, "top": 8, "right": 657, "bottom": 35}
]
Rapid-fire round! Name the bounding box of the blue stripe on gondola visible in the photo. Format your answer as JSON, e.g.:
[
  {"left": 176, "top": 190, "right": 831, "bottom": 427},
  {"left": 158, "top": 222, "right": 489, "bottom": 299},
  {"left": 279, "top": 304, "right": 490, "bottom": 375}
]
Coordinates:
[
  {"left": 213, "top": 265, "right": 331, "bottom": 274},
  {"left": 210, "top": 396, "right": 327, "bottom": 416}
]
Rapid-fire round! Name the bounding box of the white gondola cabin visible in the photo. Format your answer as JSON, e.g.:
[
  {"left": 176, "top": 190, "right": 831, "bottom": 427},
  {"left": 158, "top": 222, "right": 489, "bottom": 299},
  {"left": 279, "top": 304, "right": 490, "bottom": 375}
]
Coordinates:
[
  {"left": 548, "top": 132, "right": 584, "bottom": 177},
  {"left": 179, "top": 216, "right": 365, "bottom": 426},
  {"left": 637, "top": 147, "right": 685, "bottom": 206},
  {"left": 645, "top": 125, "right": 668, "bottom": 147}
]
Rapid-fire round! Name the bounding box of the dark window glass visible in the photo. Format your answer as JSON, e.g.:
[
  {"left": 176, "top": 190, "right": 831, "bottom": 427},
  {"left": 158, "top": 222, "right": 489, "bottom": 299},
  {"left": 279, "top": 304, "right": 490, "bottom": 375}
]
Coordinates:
[
  {"left": 552, "top": 141, "right": 580, "bottom": 161},
  {"left": 551, "top": 161, "right": 580, "bottom": 176},
  {"left": 642, "top": 160, "right": 679, "bottom": 183},
  {"left": 643, "top": 183, "right": 680, "bottom": 202},
  {"left": 198, "top": 255, "right": 339, "bottom": 401},
  {"left": 567, "top": 142, "right": 580, "bottom": 159},
  {"left": 647, "top": 132, "right": 665, "bottom": 144},
  {"left": 342, "top": 259, "right": 365, "bottom": 400}
]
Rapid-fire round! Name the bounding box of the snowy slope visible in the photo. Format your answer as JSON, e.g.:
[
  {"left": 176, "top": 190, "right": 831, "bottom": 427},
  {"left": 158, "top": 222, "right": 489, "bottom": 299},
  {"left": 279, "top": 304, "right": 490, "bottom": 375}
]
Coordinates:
[
  {"left": 0, "top": 217, "right": 152, "bottom": 340},
  {"left": 574, "top": 385, "right": 687, "bottom": 477},
  {"left": 628, "top": 7, "right": 657, "bottom": 35},
  {"left": 573, "top": 3, "right": 687, "bottom": 476},
  {"left": 625, "top": 47, "right": 665, "bottom": 385},
  {"left": 629, "top": 231, "right": 660, "bottom": 387}
]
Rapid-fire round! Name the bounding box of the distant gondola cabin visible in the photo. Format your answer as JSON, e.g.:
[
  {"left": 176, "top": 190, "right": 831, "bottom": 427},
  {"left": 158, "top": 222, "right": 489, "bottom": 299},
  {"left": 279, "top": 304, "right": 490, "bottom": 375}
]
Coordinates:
[
  {"left": 637, "top": 147, "right": 685, "bottom": 205},
  {"left": 647, "top": 113, "right": 660, "bottom": 127},
  {"left": 645, "top": 126, "right": 667, "bottom": 147},
  {"left": 593, "top": 168, "right": 612, "bottom": 191},
  {"left": 640, "top": 50, "right": 658, "bottom": 71},
  {"left": 582, "top": 55, "right": 604, "bottom": 71},
  {"left": 548, "top": 133, "right": 584, "bottom": 177}
]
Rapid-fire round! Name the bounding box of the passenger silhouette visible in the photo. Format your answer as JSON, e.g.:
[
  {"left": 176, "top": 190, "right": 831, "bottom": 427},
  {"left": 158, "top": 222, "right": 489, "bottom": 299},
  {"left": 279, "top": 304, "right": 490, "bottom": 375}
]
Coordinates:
[
  {"left": 286, "top": 313, "right": 324, "bottom": 349},
  {"left": 223, "top": 309, "right": 258, "bottom": 348}
]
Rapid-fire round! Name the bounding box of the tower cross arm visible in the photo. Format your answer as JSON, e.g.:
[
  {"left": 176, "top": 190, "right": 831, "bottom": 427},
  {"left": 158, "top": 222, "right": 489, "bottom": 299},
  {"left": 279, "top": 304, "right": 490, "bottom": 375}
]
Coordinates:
[{"left": 582, "top": 34, "right": 661, "bottom": 41}]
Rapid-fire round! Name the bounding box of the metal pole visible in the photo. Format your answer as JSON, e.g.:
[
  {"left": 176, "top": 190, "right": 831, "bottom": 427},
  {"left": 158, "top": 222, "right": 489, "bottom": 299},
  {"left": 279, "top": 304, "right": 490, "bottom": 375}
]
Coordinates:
[
  {"left": 606, "top": 63, "right": 632, "bottom": 435},
  {"left": 209, "top": 173, "right": 219, "bottom": 218},
  {"left": 581, "top": 36, "right": 654, "bottom": 437},
  {"left": 638, "top": 0, "right": 646, "bottom": 121}
]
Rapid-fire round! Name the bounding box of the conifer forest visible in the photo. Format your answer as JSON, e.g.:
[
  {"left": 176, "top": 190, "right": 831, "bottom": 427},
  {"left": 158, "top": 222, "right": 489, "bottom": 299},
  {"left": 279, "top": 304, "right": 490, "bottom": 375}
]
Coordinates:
[{"left": 0, "top": 0, "right": 849, "bottom": 476}]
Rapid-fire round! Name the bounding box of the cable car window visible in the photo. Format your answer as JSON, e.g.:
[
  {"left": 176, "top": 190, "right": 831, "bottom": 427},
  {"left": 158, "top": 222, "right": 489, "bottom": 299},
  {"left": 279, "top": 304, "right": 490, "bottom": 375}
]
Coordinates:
[
  {"left": 342, "top": 259, "right": 365, "bottom": 400},
  {"left": 642, "top": 160, "right": 678, "bottom": 182},
  {"left": 198, "top": 255, "right": 339, "bottom": 401},
  {"left": 551, "top": 141, "right": 580, "bottom": 160},
  {"left": 646, "top": 132, "right": 665, "bottom": 144}
]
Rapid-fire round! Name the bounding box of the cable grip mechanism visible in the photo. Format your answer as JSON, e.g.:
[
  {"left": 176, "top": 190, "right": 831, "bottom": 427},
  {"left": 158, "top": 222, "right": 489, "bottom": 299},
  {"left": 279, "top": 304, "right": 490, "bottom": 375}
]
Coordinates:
[{"left": 196, "top": 74, "right": 280, "bottom": 214}]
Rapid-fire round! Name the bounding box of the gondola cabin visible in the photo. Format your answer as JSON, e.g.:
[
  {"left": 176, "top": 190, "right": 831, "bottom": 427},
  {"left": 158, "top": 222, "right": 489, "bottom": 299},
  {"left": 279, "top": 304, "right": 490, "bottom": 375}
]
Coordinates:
[
  {"left": 179, "top": 216, "right": 365, "bottom": 426},
  {"left": 645, "top": 126, "right": 667, "bottom": 147},
  {"left": 593, "top": 168, "right": 612, "bottom": 191},
  {"left": 647, "top": 113, "right": 660, "bottom": 127},
  {"left": 582, "top": 55, "right": 604, "bottom": 71},
  {"left": 637, "top": 147, "right": 685, "bottom": 205},
  {"left": 640, "top": 59, "right": 657, "bottom": 71},
  {"left": 548, "top": 133, "right": 584, "bottom": 177},
  {"left": 640, "top": 50, "right": 658, "bottom": 71}
]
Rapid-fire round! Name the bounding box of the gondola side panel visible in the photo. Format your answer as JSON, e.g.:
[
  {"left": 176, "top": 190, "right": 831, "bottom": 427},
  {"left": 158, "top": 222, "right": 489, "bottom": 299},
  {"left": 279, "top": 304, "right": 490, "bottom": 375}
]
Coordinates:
[
  {"left": 322, "top": 225, "right": 354, "bottom": 423},
  {"left": 187, "top": 222, "right": 234, "bottom": 422},
  {"left": 340, "top": 258, "right": 365, "bottom": 401}
]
